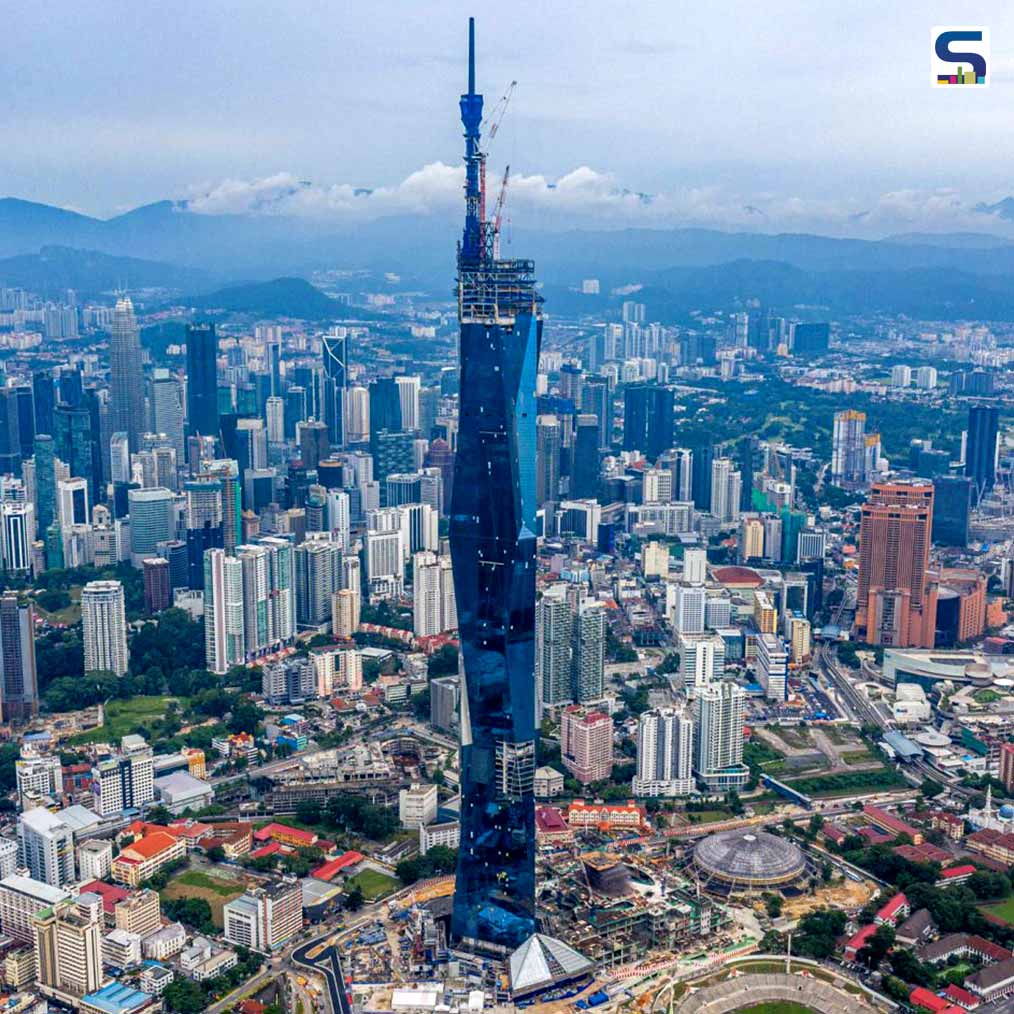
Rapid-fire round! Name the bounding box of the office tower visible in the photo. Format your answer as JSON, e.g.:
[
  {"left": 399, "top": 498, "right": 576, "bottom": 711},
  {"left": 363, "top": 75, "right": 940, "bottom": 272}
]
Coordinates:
[
  {"left": 693, "top": 681, "right": 748, "bottom": 790},
  {"left": 345, "top": 385, "right": 370, "bottom": 443},
  {"left": 412, "top": 551, "right": 455, "bottom": 638},
  {"left": 709, "top": 457, "right": 741, "bottom": 523},
  {"left": 623, "top": 383, "right": 674, "bottom": 460},
  {"left": 642, "top": 541, "right": 669, "bottom": 579},
  {"left": 152, "top": 371, "right": 185, "bottom": 461},
  {"left": 33, "top": 896, "right": 104, "bottom": 1002},
  {"left": 581, "top": 375, "right": 611, "bottom": 450},
  {"left": 142, "top": 558, "right": 171, "bottom": 613},
  {"left": 33, "top": 371, "right": 55, "bottom": 436},
  {"left": 17, "top": 809, "right": 74, "bottom": 887},
  {"left": 831, "top": 409, "right": 867, "bottom": 486},
  {"left": 265, "top": 395, "right": 285, "bottom": 444},
  {"left": 691, "top": 444, "right": 714, "bottom": 510},
  {"left": 368, "top": 377, "right": 403, "bottom": 443},
  {"left": 536, "top": 586, "right": 572, "bottom": 708},
  {"left": 791, "top": 322, "right": 829, "bottom": 356},
  {"left": 127, "top": 487, "right": 174, "bottom": 563},
  {"left": 53, "top": 404, "right": 95, "bottom": 506},
  {"left": 932, "top": 475, "right": 972, "bottom": 547},
  {"left": 237, "top": 538, "right": 295, "bottom": 659},
  {"left": 202, "top": 459, "right": 242, "bottom": 552},
  {"left": 0, "top": 390, "right": 21, "bottom": 476},
  {"left": 10, "top": 386, "right": 33, "bottom": 462},
  {"left": 204, "top": 549, "right": 244, "bottom": 674},
  {"left": 855, "top": 480, "right": 937, "bottom": 648},
  {"left": 91, "top": 735, "right": 154, "bottom": 817},
  {"left": 0, "top": 502, "right": 34, "bottom": 574},
  {"left": 0, "top": 595, "right": 37, "bottom": 723},
  {"left": 966, "top": 404, "right": 999, "bottom": 501},
  {"left": 560, "top": 706, "right": 613, "bottom": 784},
  {"left": 331, "top": 587, "right": 360, "bottom": 638},
  {"left": 682, "top": 547, "right": 707, "bottom": 584},
  {"left": 891, "top": 364, "right": 912, "bottom": 388},
  {"left": 396, "top": 375, "right": 421, "bottom": 432},
  {"left": 571, "top": 600, "right": 605, "bottom": 703},
  {"left": 185, "top": 323, "right": 219, "bottom": 444},
  {"left": 642, "top": 468, "right": 672, "bottom": 505},
  {"left": 780, "top": 507, "right": 806, "bottom": 564},
  {"left": 633, "top": 707, "right": 694, "bottom": 797},
  {"left": 430, "top": 675, "right": 459, "bottom": 733},
  {"left": 321, "top": 329, "right": 348, "bottom": 447},
  {"left": 740, "top": 517, "right": 764, "bottom": 561},
  {"left": 109, "top": 296, "right": 145, "bottom": 454},
  {"left": 535, "top": 415, "right": 561, "bottom": 507},
  {"left": 671, "top": 583, "right": 706, "bottom": 634},
  {"left": 223, "top": 881, "right": 302, "bottom": 952},
  {"left": 32, "top": 434, "right": 57, "bottom": 535},
  {"left": 374, "top": 431, "right": 414, "bottom": 503},
  {"left": 81, "top": 580, "right": 129, "bottom": 675},
  {"left": 451, "top": 20, "right": 538, "bottom": 953},
  {"left": 756, "top": 632, "right": 788, "bottom": 702},
  {"left": 570, "top": 414, "right": 599, "bottom": 500}
]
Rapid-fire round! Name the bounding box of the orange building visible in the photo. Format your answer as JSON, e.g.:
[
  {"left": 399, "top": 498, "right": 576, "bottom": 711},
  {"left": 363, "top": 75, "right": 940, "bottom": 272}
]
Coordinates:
[
  {"left": 855, "top": 480, "right": 937, "bottom": 648},
  {"left": 937, "top": 569, "right": 987, "bottom": 644}
]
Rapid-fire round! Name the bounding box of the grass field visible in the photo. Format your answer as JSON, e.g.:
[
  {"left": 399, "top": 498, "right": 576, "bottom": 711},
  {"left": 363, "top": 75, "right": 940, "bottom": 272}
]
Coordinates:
[
  {"left": 69, "top": 696, "right": 175, "bottom": 745},
  {"left": 735, "top": 1004, "right": 814, "bottom": 1014},
  {"left": 34, "top": 585, "right": 83, "bottom": 625},
  {"left": 785, "top": 766, "right": 906, "bottom": 798},
  {"left": 841, "top": 748, "right": 874, "bottom": 765},
  {"left": 687, "top": 810, "right": 735, "bottom": 824},
  {"left": 162, "top": 868, "right": 247, "bottom": 928},
  {"left": 982, "top": 897, "right": 1014, "bottom": 925},
  {"left": 348, "top": 869, "right": 399, "bottom": 901}
]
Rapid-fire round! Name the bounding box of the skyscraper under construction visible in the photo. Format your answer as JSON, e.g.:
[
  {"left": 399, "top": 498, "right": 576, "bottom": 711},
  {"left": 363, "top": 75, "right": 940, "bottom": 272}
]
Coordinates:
[{"left": 450, "top": 18, "right": 540, "bottom": 953}]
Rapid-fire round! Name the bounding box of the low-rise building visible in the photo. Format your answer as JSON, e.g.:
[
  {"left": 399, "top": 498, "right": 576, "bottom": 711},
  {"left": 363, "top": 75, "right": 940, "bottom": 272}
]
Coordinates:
[
  {"left": 420, "top": 821, "right": 460, "bottom": 855},
  {"left": 534, "top": 766, "right": 565, "bottom": 799},
  {"left": 112, "top": 831, "right": 186, "bottom": 887},
  {"left": 103, "top": 929, "right": 142, "bottom": 969},
  {"left": 141, "top": 922, "right": 186, "bottom": 960},
  {"left": 399, "top": 784, "right": 438, "bottom": 829},
  {"left": 139, "top": 965, "right": 174, "bottom": 996}
]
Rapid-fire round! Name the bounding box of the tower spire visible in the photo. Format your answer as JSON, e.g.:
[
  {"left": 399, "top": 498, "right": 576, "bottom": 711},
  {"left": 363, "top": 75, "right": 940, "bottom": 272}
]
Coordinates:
[{"left": 459, "top": 18, "right": 484, "bottom": 263}]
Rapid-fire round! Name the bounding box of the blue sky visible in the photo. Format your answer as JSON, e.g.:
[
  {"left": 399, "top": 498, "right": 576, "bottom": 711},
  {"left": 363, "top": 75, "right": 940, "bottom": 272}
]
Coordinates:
[{"left": 6, "top": 0, "right": 1014, "bottom": 235}]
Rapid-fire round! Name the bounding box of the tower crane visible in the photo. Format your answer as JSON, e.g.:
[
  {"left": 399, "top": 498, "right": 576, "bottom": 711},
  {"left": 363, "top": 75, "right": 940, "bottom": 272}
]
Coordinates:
[{"left": 478, "top": 81, "right": 517, "bottom": 231}]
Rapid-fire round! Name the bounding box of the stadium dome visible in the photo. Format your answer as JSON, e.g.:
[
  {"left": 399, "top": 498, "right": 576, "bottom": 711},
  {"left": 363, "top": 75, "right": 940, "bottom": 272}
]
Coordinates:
[{"left": 693, "top": 829, "right": 805, "bottom": 891}]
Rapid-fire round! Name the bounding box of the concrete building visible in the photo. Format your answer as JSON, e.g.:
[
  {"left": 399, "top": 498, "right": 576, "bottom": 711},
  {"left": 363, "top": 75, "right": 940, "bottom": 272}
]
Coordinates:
[
  {"left": 756, "top": 633, "right": 788, "bottom": 702},
  {"left": 693, "top": 681, "right": 748, "bottom": 790},
  {"left": 561, "top": 707, "right": 613, "bottom": 785},
  {"left": 633, "top": 707, "right": 694, "bottom": 797},
  {"left": 81, "top": 580, "right": 129, "bottom": 675},
  {"left": 0, "top": 874, "right": 69, "bottom": 943},
  {"left": 76, "top": 840, "right": 113, "bottom": 882},
  {"left": 33, "top": 895, "right": 104, "bottom": 1004},
  {"left": 399, "top": 784, "right": 438, "bottom": 829},
  {"left": 223, "top": 880, "right": 302, "bottom": 951},
  {"left": 17, "top": 808, "right": 75, "bottom": 887}
]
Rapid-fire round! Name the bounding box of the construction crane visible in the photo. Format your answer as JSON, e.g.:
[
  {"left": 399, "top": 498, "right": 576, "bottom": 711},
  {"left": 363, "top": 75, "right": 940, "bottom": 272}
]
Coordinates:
[
  {"left": 478, "top": 81, "right": 517, "bottom": 232},
  {"left": 492, "top": 165, "right": 510, "bottom": 259}
]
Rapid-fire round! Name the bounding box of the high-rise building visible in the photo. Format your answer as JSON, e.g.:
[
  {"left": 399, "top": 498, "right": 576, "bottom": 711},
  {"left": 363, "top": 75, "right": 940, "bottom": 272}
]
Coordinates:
[
  {"left": 128, "top": 487, "right": 174, "bottom": 563},
  {"left": 891, "top": 364, "right": 912, "bottom": 388},
  {"left": 831, "top": 409, "right": 868, "bottom": 487},
  {"left": 633, "top": 707, "right": 694, "bottom": 797},
  {"left": 33, "top": 371, "right": 55, "bottom": 436},
  {"left": 581, "top": 376, "right": 611, "bottom": 450},
  {"left": 536, "top": 586, "right": 571, "bottom": 709},
  {"left": 855, "top": 480, "right": 937, "bottom": 648},
  {"left": 0, "top": 595, "right": 37, "bottom": 722},
  {"left": 223, "top": 881, "right": 302, "bottom": 952},
  {"left": 451, "top": 20, "right": 539, "bottom": 953},
  {"left": 17, "top": 809, "right": 75, "bottom": 887},
  {"left": 294, "top": 537, "right": 342, "bottom": 628},
  {"left": 0, "top": 502, "right": 34, "bottom": 575},
  {"left": 683, "top": 547, "right": 708, "bottom": 584},
  {"left": 671, "top": 582, "right": 706, "bottom": 635},
  {"left": 536, "top": 415, "right": 561, "bottom": 507},
  {"left": 143, "top": 557, "right": 171, "bottom": 613},
  {"left": 709, "top": 458, "right": 741, "bottom": 523},
  {"left": 755, "top": 632, "right": 788, "bottom": 701},
  {"left": 965, "top": 404, "right": 999, "bottom": 501},
  {"left": 91, "top": 735, "right": 155, "bottom": 817},
  {"left": 53, "top": 405, "right": 96, "bottom": 506},
  {"left": 81, "top": 580, "right": 129, "bottom": 675},
  {"left": 623, "top": 383, "right": 674, "bottom": 460},
  {"left": 185, "top": 324, "right": 219, "bottom": 445},
  {"left": 571, "top": 600, "right": 605, "bottom": 703},
  {"left": 33, "top": 895, "right": 104, "bottom": 1003},
  {"left": 560, "top": 706, "right": 613, "bottom": 784},
  {"left": 693, "top": 681, "right": 748, "bottom": 790},
  {"left": 331, "top": 587, "right": 360, "bottom": 639},
  {"left": 152, "top": 371, "right": 185, "bottom": 461},
  {"left": 570, "top": 414, "right": 600, "bottom": 499},
  {"left": 932, "top": 475, "right": 972, "bottom": 548},
  {"left": 0, "top": 874, "right": 69, "bottom": 944},
  {"left": 109, "top": 297, "right": 145, "bottom": 454},
  {"left": 322, "top": 329, "right": 348, "bottom": 448},
  {"left": 396, "top": 375, "right": 421, "bottom": 432}
]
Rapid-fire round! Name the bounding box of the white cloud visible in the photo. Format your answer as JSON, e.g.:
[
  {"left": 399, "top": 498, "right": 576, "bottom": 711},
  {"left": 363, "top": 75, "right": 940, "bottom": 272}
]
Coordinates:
[{"left": 182, "top": 165, "right": 1014, "bottom": 239}]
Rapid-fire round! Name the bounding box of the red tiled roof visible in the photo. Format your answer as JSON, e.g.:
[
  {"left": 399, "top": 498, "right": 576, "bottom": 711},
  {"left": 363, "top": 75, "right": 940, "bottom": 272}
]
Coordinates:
[
  {"left": 535, "top": 806, "right": 569, "bottom": 833},
  {"left": 942, "top": 985, "right": 978, "bottom": 1009},
  {"left": 712, "top": 565, "right": 763, "bottom": 587},
  {"left": 78, "top": 880, "right": 130, "bottom": 915},
  {"left": 877, "top": 892, "right": 908, "bottom": 921},
  {"left": 249, "top": 842, "right": 283, "bottom": 859},
  {"left": 311, "top": 851, "right": 364, "bottom": 881},
  {"left": 910, "top": 987, "right": 949, "bottom": 1012},
  {"left": 941, "top": 864, "right": 976, "bottom": 879},
  {"left": 252, "top": 822, "right": 318, "bottom": 845},
  {"left": 845, "top": 923, "right": 877, "bottom": 955}
]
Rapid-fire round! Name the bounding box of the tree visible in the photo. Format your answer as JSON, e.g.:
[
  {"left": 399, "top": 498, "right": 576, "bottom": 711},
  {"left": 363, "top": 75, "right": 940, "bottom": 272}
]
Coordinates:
[
  {"left": 857, "top": 924, "right": 895, "bottom": 968},
  {"left": 427, "top": 644, "right": 459, "bottom": 677},
  {"left": 792, "top": 909, "right": 847, "bottom": 959},
  {"left": 344, "top": 884, "right": 364, "bottom": 911},
  {"left": 206, "top": 845, "right": 226, "bottom": 864},
  {"left": 163, "top": 980, "right": 206, "bottom": 1014},
  {"left": 227, "top": 700, "right": 263, "bottom": 735},
  {"left": 146, "top": 805, "right": 174, "bottom": 825}
]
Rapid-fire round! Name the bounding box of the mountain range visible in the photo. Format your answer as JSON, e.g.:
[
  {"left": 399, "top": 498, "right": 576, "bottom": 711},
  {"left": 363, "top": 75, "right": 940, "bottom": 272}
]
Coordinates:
[{"left": 5, "top": 195, "right": 1014, "bottom": 320}]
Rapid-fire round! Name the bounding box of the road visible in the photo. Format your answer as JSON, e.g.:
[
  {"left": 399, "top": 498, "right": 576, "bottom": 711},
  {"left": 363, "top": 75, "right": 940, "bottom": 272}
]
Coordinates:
[{"left": 816, "top": 644, "right": 889, "bottom": 731}]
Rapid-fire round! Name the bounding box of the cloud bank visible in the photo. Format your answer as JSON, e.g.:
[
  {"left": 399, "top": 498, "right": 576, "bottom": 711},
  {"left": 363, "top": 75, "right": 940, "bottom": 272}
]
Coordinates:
[{"left": 182, "top": 164, "right": 1014, "bottom": 239}]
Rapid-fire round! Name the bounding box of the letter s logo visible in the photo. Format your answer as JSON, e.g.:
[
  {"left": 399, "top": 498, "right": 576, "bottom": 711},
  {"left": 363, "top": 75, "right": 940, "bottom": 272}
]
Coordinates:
[{"left": 935, "top": 29, "right": 987, "bottom": 77}]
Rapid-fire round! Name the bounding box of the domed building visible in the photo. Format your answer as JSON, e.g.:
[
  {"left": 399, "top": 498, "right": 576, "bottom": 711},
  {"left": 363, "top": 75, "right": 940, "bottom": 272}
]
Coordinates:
[{"left": 692, "top": 829, "right": 806, "bottom": 894}]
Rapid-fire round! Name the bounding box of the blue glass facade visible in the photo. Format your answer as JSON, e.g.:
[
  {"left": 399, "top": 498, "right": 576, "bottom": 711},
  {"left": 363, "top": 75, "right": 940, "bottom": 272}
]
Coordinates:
[{"left": 450, "top": 18, "right": 541, "bottom": 955}]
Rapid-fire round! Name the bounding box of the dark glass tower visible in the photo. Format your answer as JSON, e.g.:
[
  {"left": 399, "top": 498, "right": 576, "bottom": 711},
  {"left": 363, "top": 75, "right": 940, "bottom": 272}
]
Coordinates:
[
  {"left": 622, "top": 382, "right": 674, "bottom": 460},
  {"left": 186, "top": 323, "right": 220, "bottom": 443},
  {"left": 322, "top": 331, "right": 348, "bottom": 448},
  {"left": 450, "top": 18, "right": 540, "bottom": 955},
  {"left": 965, "top": 404, "right": 999, "bottom": 502}
]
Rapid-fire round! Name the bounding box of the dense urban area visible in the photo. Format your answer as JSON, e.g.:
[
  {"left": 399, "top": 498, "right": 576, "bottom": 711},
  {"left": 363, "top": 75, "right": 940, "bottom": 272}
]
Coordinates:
[{"left": 1, "top": 16, "right": 1014, "bottom": 1014}]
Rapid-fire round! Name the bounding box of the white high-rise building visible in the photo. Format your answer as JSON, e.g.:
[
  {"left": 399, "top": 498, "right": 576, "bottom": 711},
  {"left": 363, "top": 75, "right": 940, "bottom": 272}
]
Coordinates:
[
  {"left": 17, "top": 809, "right": 75, "bottom": 887},
  {"left": 891, "top": 364, "right": 912, "bottom": 388},
  {"left": 396, "top": 376, "right": 421, "bottom": 432},
  {"left": 326, "top": 489, "right": 350, "bottom": 548},
  {"left": 265, "top": 396, "right": 285, "bottom": 443},
  {"left": 81, "top": 580, "right": 128, "bottom": 675},
  {"left": 439, "top": 556, "right": 456, "bottom": 631},
  {"left": 642, "top": 541, "right": 669, "bottom": 579},
  {"left": 152, "top": 372, "right": 185, "bottom": 460},
  {"left": 536, "top": 585, "right": 572, "bottom": 709},
  {"left": 756, "top": 632, "right": 788, "bottom": 702},
  {"left": 642, "top": 468, "right": 672, "bottom": 504},
  {"left": 204, "top": 549, "right": 245, "bottom": 675},
  {"left": 33, "top": 895, "right": 105, "bottom": 1002},
  {"left": 693, "top": 680, "right": 748, "bottom": 790},
  {"left": 364, "top": 528, "right": 404, "bottom": 599},
  {"left": 671, "top": 583, "right": 706, "bottom": 634},
  {"left": 237, "top": 538, "right": 295, "bottom": 659},
  {"left": 346, "top": 386, "right": 370, "bottom": 443},
  {"left": 677, "top": 632, "right": 723, "bottom": 693},
  {"left": 633, "top": 707, "right": 694, "bottom": 797},
  {"left": 413, "top": 551, "right": 443, "bottom": 638},
  {"left": 91, "top": 735, "right": 155, "bottom": 818},
  {"left": 710, "top": 458, "right": 741, "bottom": 524},
  {"left": 15, "top": 751, "right": 62, "bottom": 807},
  {"left": 915, "top": 366, "right": 937, "bottom": 390},
  {"left": 831, "top": 410, "right": 868, "bottom": 486},
  {"left": 683, "top": 547, "right": 708, "bottom": 584},
  {"left": 57, "top": 477, "right": 89, "bottom": 531}
]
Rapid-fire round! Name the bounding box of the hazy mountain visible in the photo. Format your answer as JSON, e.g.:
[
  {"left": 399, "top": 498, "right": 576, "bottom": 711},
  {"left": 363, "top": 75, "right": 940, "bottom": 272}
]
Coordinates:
[
  {"left": 179, "top": 277, "right": 360, "bottom": 320},
  {"left": 0, "top": 245, "right": 212, "bottom": 299},
  {"left": 974, "top": 197, "right": 1014, "bottom": 221}
]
